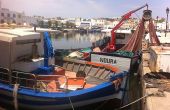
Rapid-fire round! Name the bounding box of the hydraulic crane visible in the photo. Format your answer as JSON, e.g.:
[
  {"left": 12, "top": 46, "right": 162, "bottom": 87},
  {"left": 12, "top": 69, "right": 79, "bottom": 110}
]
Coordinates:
[{"left": 104, "top": 4, "right": 148, "bottom": 52}]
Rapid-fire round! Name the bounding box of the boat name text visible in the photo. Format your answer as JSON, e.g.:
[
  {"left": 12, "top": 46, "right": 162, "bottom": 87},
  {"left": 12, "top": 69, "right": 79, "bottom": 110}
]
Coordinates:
[{"left": 100, "top": 58, "right": 117, "bottom": 64}]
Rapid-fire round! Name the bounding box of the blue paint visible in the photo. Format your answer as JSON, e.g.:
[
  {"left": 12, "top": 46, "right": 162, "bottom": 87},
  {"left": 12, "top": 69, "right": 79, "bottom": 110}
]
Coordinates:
[{"left": 43, "top": 32, "right": 54, "bottom": 67}]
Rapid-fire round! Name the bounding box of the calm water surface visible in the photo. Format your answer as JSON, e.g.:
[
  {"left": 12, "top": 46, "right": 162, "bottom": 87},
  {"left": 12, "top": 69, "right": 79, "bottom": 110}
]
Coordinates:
[{"left": 51, "top": 32, "right": 107, "bottom": 49}]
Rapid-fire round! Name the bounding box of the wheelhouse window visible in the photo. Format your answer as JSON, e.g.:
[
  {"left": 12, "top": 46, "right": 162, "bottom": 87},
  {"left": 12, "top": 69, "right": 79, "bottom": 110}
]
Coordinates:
[{"left": 116, "top": 33, "right": 125, "bottom": 39}]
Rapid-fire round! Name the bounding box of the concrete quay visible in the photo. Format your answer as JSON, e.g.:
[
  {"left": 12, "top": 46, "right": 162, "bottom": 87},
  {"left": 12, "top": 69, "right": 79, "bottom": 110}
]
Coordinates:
[{"left": 141, "top": 40, "right": 170, "bottom": 110}]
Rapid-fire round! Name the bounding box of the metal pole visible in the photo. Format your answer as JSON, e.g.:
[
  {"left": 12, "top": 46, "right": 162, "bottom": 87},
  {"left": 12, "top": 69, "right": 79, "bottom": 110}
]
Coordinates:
[
  {"left": 165, "top": 7, "right": 169, "bottom": 37},
  {"left": 156, "top": 16, "right": 158, "bottom": 30}
]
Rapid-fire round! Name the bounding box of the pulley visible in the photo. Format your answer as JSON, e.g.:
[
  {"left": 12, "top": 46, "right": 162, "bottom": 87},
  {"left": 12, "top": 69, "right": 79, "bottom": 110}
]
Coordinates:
[{"left": 143, "top": 10, "right": 152, "bottom": 21}]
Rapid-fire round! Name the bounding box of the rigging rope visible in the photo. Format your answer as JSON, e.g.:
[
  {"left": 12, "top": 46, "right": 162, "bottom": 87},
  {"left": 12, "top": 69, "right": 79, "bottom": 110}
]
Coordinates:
[
  {"left": 116, "top": 93, "right": 154, "bottom": 110},
  {"left": 134, "top": 12, "right": 141, "bottom": 21},
  {"left": 68, "top": 96, "right": 75, "bottom": 110},
  {"left": 13, "top": 84, "right": 19, "bottom": 110}
]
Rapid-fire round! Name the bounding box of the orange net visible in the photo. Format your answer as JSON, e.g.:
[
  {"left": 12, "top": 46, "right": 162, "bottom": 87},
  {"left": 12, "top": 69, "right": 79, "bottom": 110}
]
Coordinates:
[
  {"left": 148, "top": 19, "right": 160, "bottom": 45},
  {"left": 120, "top": 18, "right": 160, "bottom": 52},
  {"left": 120, "top": 19, "right": 145, "bottom": 52}
]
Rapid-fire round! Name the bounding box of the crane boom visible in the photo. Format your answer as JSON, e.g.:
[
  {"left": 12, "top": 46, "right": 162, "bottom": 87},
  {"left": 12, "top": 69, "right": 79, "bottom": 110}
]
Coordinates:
[{"left": 105, "top": 4, "right": 148, "bottom": 52}]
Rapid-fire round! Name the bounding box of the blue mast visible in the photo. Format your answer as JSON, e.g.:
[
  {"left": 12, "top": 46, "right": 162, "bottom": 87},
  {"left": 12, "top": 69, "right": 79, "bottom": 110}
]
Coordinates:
[{"left": 43, "top": 32, "right": 54, "bottom": 67}]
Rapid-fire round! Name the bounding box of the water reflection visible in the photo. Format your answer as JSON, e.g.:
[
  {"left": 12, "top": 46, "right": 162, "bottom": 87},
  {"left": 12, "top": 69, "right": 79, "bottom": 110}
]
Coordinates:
[{"left": 52, "top": 32, "right": 107, "bottom": 49}]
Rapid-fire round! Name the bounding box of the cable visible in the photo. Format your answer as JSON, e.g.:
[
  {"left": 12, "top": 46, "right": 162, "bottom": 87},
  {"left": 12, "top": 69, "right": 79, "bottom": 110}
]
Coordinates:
[
  {"left": 68, "top": 96, "right": 75, "bottom": 110},
  {"left": 116, "top": 93, "right": 154, "bottom": 110},
  {"left": 135, "top": 13, "right": 141, "bottom": 20}
]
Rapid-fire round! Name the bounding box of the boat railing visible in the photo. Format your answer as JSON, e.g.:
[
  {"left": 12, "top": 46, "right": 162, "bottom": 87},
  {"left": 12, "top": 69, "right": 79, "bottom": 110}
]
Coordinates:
[
  {"left": 0, "top": 67, "right": 10, "bottom": 84},
  {"left": 0, "top": 68, "right": 68, "bottom": 92},
  {"left": 11, "top": 72, "right": 68, "bottom": 92},
  {"left": 11, "top": 71, "right": 37, "bottom": 90}
]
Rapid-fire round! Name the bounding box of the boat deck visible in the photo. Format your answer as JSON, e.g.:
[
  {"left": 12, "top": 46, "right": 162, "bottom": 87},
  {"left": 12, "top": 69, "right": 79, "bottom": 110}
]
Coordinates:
[{"left": 0, "top": 58, "right": 120, "bottom": 93}]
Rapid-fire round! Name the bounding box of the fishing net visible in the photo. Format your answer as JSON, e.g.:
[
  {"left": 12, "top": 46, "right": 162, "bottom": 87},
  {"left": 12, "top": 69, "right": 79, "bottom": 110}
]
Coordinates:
[
  {"left": 144, "top": 72, "right": 170, "bottom": 93},
  {"left": 112, "top": 50, "right": 134, "bottom": 58}
]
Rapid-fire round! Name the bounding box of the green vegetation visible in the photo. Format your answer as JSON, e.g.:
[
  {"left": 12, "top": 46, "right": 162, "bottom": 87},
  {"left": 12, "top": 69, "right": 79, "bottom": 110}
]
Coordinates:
[
  {"left": 65, "top": 21, "right": 76, "bottom": 28},
  {"left": 37, "top": 20, "right": 76, "bottom": 29},
  {"left": 157, "top": 18, "right": 165, "bottom": 23}
]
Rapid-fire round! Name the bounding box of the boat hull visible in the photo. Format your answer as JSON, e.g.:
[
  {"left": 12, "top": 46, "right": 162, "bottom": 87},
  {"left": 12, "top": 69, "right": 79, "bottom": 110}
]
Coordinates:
[{"left": 0, "top": 81, "right": 124, "bottom": 110}]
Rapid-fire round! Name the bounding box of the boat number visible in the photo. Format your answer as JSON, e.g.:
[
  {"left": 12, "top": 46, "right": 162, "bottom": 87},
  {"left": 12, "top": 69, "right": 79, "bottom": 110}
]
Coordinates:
[{"left": 100, "top": 58, "right": 117, "bottom": 64}]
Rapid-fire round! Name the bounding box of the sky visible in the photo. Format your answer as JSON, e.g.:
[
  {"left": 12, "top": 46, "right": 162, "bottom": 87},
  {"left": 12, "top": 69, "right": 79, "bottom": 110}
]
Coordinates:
[{"left": 1, "top": 0, "right": 170, "bottom": 19}]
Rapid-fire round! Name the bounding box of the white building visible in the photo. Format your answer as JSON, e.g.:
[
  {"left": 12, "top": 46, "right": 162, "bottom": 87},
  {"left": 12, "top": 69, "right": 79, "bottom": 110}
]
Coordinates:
[
  {"left": 75, "top": 18, "right": 82, "bottom": 27},
  {"left": 0, "top": 1, "right": 23, "bottom": 25},
  {"left": 23, "top": 16, "right": 38, "bottom": 26},
  {"left": 0, "top": 8, "right": 24, "bottom": 25},
  {"left": 79, "top": 22, "right": 92, "bottom": 29},
  {"left": 157, "top": 22, "right": 167, "bottom": 30},
  {"left": 0, "top": 1, "right": 37, "bottom": 26},
  {"left": 91, "top": 18, "right": 106, "bottom": 27}
]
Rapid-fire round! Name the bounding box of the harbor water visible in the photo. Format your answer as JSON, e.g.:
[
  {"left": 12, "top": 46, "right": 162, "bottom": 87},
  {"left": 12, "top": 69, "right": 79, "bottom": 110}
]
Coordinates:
[{"left": 51, "top": 32, "right": 107, "bottom": 50}]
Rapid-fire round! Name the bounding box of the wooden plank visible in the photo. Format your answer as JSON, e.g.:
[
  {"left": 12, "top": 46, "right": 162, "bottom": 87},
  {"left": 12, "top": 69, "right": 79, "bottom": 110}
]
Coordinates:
[{"left": 86, "top": 65, "right": 92, "bottom": 75}]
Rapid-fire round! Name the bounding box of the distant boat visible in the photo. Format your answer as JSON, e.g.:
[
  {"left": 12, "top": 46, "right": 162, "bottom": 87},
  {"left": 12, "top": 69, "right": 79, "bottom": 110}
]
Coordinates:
[{"left": 0, "top": 28, "right": 131, "bottom": 110}]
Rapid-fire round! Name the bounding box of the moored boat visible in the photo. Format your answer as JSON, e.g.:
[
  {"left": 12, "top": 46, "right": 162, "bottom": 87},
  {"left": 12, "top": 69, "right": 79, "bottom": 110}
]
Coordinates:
[{"left": 0, "top": 28, "right": 131, "bottom": 110}]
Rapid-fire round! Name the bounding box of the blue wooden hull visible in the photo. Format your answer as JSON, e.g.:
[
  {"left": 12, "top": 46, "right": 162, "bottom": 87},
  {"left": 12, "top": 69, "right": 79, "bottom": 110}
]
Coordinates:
[{"left": 0, "top": 81, "right": 124, "bottom": 110}]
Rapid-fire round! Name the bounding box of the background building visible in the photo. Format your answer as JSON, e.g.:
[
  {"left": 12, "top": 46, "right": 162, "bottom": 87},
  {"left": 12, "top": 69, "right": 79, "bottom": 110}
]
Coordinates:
[
  {"left": 0, "top": 8, "right": 24, "bottom": 25},
  {"left": 0, "top": 0, "right": 37, "bottom": 26}
]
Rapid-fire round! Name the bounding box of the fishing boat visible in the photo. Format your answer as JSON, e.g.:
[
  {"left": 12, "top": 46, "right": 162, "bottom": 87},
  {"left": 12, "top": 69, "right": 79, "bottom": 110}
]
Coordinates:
[
  {"left": 65, "top": 4, "right": 149, "bottom": 60},
  {"left": 0, "top": 28, "right": 131, "bottom": 110},
  {"left": 65, "top": 29, "right": 133, "bottom": 60}
]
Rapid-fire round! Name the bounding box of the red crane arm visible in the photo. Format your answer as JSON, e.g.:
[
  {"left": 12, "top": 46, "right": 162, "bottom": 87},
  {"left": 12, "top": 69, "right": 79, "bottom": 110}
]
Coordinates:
[{"left": 107, "top": 4, "right": 148, "bottom": 52}]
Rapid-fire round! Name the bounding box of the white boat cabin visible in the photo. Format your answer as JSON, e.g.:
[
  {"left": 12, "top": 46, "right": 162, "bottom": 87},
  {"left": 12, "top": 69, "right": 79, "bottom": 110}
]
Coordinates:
[
  {"left": 101, "top": 29, "right": 132, "bottom": 46},
  {"left": 0, "top": 29, "right": 44, "bottom": 72},
  {"left": 115, "top": 29, "right": 132, "bottom": 45}
]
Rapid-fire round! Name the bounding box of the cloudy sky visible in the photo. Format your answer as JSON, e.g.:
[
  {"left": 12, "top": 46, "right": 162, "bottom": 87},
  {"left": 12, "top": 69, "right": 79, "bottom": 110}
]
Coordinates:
[{"left": 1, "top": 0, "right": 170, "bottom": 19}]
